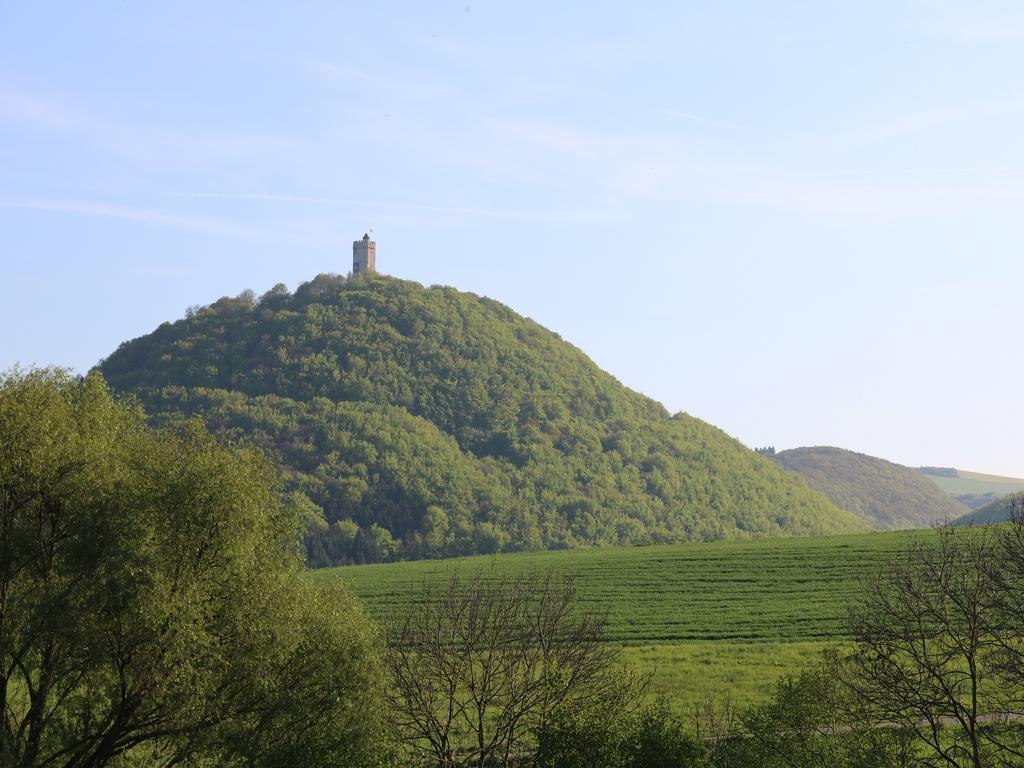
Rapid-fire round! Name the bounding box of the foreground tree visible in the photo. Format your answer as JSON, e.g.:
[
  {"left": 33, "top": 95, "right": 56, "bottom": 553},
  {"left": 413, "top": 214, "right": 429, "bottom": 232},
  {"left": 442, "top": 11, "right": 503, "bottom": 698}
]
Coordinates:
[
  {"left": 535, "top": 699, "right": 703, "bottom": 768},
  {"left": 846, "top": 525, "right": 1024, "bottom": 767},
  {"left": 0, "top": 368, "right": 387, "bottom": 768},
  {"left": 729, "top": 652, "right": 913, "bottom": 768},
  {"left": 983, "top": 495, "right": 1024, "bottom": 759},
  {"left": 384, "top": 570, "right": 643, "bottom": 767}
]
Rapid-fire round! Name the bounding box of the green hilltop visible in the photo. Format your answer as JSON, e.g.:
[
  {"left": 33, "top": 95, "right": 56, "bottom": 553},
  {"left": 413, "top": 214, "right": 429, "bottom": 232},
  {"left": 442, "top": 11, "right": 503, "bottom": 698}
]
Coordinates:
[
  {"left": 770, "top": 446, "right": 969, "bottom": 529},
  {"left": 98, "top": 273, "right": 864, "bottom": 565}
]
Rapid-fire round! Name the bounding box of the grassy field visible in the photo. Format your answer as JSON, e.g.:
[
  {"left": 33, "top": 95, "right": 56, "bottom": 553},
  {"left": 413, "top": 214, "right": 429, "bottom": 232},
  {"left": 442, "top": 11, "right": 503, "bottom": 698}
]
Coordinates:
[
  {"left": 313, "top": 530, "right": 925, "bottom": 710},
  {"left": 921, "top": 468, "right": 1024, "bottom": 497}
]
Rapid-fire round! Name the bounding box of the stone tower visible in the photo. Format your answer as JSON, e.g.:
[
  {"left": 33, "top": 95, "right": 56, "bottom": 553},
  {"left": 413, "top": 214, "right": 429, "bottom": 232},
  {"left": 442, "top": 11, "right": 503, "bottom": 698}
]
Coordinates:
[{"left": 352, "top": 233, "right": 376, "bottom": 275}]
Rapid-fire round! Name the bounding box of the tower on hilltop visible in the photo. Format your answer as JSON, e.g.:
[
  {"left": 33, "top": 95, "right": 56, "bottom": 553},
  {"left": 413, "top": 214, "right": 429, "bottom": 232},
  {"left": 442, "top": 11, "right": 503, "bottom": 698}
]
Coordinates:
[{"left": 352, "top": 233, "right": 376, "bottom": 275}]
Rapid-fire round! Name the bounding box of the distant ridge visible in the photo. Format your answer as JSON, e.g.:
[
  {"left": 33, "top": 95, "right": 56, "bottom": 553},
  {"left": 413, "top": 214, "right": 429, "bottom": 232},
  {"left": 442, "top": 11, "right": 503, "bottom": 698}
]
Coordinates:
[
  {"left": 951, "top": 492, "right": 1024, "bottom": 527},
  {"left": 771, "top": 446, "right": 968, "bottom": 529},
  {"left": 96, "top": 273, "right": 863, "bottom": 566},
  {"left": 917, "top": 467, "right": 1024, "bottom": 509}
]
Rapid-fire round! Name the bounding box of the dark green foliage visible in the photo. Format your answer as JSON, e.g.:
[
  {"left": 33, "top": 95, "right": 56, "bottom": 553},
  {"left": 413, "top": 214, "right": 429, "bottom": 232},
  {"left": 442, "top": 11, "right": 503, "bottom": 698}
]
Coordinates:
[
  {"left": 951, "top": 491, "right": 1024, "bottom": 526},
  {"left": 535, "top": 700, "right": 703, "bottom": 768},
  {"left": 138, "top": 387, "right": 518, "bottom": 564},
  {"left": 98, "top": 274, "right": 862, "bottom": 565},
  {"left": 771, "top": 446, "right": 968, "bottom": 529},
  {"left": 629, "top": 704, "right": 706, "bottom": 768},
  {"left": 919, "top": 466, "right": 958, "bottom": 478}
]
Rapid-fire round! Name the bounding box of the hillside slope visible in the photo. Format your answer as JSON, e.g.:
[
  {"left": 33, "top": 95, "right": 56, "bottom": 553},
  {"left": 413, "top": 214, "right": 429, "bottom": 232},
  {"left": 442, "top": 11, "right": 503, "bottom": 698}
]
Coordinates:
[
  {"left": 952, "top": 492, "right": 1024, "bottom": 526},
  {"left": 771, "top": 446, "right": 968, "bottom": 529},
  {"left": 919, "top": 467, "right": 1024, "bottom": 509},
  {"left": 98, "top": 273, "right": 863, "bottom": 564}
]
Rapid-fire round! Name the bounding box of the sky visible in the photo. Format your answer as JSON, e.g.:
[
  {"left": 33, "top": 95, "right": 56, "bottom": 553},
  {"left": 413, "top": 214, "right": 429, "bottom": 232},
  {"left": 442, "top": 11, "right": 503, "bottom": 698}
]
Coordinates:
[{"left": 2, "top": 1, "right": 1023, "bottom": 476}]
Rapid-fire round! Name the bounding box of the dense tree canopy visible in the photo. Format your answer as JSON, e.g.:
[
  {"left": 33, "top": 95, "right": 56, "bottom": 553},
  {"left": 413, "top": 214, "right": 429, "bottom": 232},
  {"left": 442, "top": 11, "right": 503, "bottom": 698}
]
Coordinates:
[
  {"left": 0, "top": 369, "right": 388, "bottom": 767},
  {"left": 771, "top": 446, "right": 968, "bottom": 530},
  {"left": 98, "top": 273, "right": 863, "bottom": 565}
]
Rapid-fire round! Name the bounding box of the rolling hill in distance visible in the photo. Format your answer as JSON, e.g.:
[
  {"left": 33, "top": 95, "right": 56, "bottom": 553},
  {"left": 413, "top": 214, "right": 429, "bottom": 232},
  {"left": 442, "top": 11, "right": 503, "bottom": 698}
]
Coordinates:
[
  {"left": 97, "top": 272, "right": 864, "bottom": 566},
  {"left": 768, "top": 446, "right": 969, "bottom": 529},
  {"left": 952, "top": 491, "right": 1024, "bottom": 526},
  {"left": 918, "top": 466, "right": 1024, "bottom": 509}
]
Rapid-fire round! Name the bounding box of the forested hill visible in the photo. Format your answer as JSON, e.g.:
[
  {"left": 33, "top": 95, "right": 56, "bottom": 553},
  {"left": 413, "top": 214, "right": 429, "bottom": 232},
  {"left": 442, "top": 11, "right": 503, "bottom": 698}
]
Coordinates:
[
  {"left": 98, "top": 273, "right": 864, "bottom": 566},
  {"left": 952, "top": 492, "right": 1024, "bottom": 526},
  {"left": 770, "top": 446, "right": 968, "bottom": 530}
]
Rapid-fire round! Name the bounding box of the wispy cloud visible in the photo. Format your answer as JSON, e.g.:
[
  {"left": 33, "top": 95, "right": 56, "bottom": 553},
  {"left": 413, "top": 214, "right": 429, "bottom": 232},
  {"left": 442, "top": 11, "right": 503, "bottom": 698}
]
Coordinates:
[
  {"left": 928, "top": 6, "right": 1024, "bottom": 42},
  {"left": 848, "top": 165, "right": 1022, "bottom": 176},
  {"left": 184, "top": 191, "right": 566, "bottom": 222},
  {"left": 303, "top": 65, "right": 1024, "bottom": 223},
  {"left": 0, "top": 85, "right": 292, "bottom": 166},
  {"left": 0, "top": 197, "right": 276, "bottom": 240},
  {"left": 815, "top": 99, "right": 1024, "bottom": 150},
  {"left": 0, "top": 89, "right": 83, "bottom": 132},
  {"left": 457, "top": 114, "right": 1024, "bottom": 220},
  {"left": 662, "top": 109, "right": 754, "bottom": 133}
]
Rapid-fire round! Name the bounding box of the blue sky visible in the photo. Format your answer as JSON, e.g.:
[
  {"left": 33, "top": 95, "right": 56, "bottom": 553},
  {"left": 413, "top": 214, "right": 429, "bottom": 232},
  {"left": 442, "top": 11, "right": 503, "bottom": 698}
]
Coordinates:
[{"left": 2, "top": 2, "right": 1023, "bottom": 475}]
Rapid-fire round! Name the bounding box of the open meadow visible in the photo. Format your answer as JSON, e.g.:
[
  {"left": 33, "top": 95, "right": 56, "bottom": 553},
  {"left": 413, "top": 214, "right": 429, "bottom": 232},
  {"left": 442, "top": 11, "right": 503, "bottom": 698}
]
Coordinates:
[{"left": 314, "top": 529, "right": 926, "bottom": 710}]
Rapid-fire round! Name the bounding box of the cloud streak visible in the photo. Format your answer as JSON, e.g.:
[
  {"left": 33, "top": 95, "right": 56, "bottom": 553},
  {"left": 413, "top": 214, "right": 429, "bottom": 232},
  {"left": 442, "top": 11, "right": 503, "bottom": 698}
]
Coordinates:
[
  {"left": 662, "top": 109, "right": 754, "bottom": 133},
  {"left": 182, "top": 192, "right": 571, "bottom": 222},
  {"left": 0, "top": 86, "right": 292, "bottom": 166},
  {"left": 0, "top": 197, "right": 277, "bottom": 240}
]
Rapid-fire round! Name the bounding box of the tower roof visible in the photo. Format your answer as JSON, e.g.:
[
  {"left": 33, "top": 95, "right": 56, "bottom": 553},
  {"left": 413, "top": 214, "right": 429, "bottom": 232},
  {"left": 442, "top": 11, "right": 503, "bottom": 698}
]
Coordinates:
[{"left": 362, "top": 233, "right": 370, "bottom": 241}]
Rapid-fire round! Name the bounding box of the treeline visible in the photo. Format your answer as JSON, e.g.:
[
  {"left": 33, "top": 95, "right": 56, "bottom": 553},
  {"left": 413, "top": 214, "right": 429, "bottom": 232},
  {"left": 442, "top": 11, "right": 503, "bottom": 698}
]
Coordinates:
[
  {"left": 97, "top": 273, "right": 861, "bottom": 565},
  {"left": 4, "top": 369, "right": 1024, "bottom": 767}
]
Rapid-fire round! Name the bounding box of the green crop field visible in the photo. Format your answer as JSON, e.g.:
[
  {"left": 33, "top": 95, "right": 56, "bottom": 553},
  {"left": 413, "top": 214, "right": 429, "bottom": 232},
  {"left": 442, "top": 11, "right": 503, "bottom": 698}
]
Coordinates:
[
  {"left": 921, "top": 469, "right": 1024, "bottom": 497},
  {"left": 313, "top": 529, "right": 927, "bottom": 710}
]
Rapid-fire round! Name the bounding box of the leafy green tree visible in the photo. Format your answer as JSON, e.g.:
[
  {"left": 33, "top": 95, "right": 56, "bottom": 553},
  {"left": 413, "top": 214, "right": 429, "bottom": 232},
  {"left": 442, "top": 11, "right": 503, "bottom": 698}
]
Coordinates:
[
  {"left": 729, "top": 653, "right": 913, "bottom": 768},
  {"left": 847, "top": 525, "right": 1024, "bottom": 767},
  {"left": 536, "top": 699, "right": 702, "bottom": 768},
  {"left": 0, "top": 368, "right": 388, "bottom": 768}
]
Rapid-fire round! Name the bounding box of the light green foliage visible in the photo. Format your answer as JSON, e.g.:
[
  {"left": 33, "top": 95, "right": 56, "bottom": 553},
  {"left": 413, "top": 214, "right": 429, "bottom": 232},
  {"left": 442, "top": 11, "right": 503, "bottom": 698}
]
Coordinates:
[
  {"left": 97, "top": 273, "right": 863, "bottom": 566},
  {"left": 317, "top": 529, "right": 928, "bottom": 710},
  {"left": 846, "top": 524, "right": 1024, "bottom": 767},
  {"left": 771, "top": 446, "right": 968, "bottom": 529},
  {"left": 728, "top": 654, "right": 914, "bottom": 768},
  {"left": 0, "top": 369, "right": 388, "bottom": 768}
]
